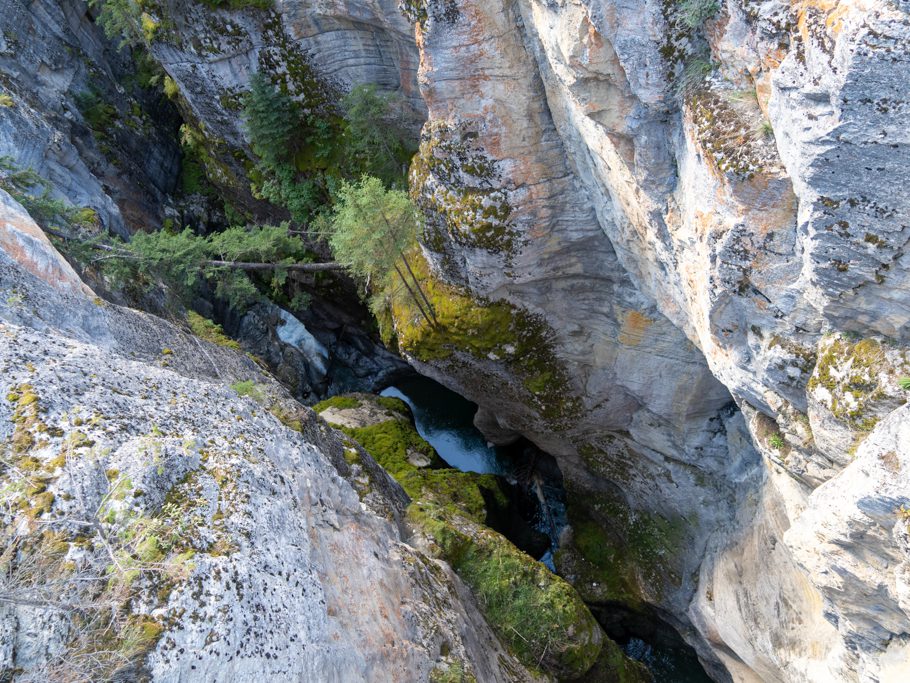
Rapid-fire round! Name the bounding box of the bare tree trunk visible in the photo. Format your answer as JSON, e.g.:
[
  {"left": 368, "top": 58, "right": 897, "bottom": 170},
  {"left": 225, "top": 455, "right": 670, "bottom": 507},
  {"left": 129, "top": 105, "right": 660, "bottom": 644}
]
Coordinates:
[
  {"left": 205, "top": 260, "right": 344, "bottom": 272},
  {"left": 393, "top": 263, "right": 434, "bottom": 328},
  {"left": 398, "top": 251, "right": 438, "bottom": 326}
]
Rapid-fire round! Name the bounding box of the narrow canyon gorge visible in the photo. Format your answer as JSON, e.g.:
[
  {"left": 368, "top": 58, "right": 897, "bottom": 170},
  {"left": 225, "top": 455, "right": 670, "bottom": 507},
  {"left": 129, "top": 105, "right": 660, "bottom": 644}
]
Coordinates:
[{"left": 0, "top": 1, "right": 908, "bottom": 681}]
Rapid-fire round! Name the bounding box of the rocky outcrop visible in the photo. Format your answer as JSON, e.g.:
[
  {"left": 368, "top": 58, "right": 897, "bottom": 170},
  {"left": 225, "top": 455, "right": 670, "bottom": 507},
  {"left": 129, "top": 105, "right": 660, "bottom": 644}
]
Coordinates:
[
  {"left": 398, "top": 1, "right": 910, "bottom": 681},
  {"left": 0, "top": 190, "right": 539, "bottom": 681},
  {"left": 0, "top": 0, "right": 181, "bottom": 235}
]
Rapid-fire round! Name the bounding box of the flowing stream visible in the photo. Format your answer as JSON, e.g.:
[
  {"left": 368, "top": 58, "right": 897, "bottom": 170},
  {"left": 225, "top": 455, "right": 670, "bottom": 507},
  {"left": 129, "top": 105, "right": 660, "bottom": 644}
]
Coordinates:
[{"left": 381, "top": 374, "right": 713, "bottom": 682}]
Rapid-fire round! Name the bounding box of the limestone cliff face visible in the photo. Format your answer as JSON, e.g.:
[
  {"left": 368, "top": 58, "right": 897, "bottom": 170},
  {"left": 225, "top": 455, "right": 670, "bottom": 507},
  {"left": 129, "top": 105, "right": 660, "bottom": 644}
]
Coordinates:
[
  {"left": 402, "top": 1, "right": 910, "bottom": 681},
  {"left": 0, "top": 0, "right": 181, "bottom": 234},
  {"left": 2, "top": 0, "right": 908, "bottom": 681},
  {"left": 0, "top": 189, "right": 538, "bottom": 682}
]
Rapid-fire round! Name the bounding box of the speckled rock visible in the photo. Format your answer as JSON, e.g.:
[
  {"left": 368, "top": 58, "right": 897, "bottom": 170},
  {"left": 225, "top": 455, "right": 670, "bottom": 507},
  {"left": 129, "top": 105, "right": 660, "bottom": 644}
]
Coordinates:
[{"left": 0, "top": 190, "right": 539, "bottom": 682}]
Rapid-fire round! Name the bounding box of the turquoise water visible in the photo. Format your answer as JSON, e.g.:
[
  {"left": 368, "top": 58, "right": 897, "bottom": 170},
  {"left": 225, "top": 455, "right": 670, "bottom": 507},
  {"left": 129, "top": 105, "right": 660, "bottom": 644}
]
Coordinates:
[{"left": 381, "top": 376, "right": 515, "bottom": 475}]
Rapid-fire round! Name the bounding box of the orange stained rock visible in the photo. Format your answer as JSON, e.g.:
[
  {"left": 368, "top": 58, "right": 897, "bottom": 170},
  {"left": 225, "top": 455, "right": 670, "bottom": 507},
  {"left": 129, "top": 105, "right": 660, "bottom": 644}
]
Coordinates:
[
  {"left": 0, "top": 202, "right": 93, "bottom": 296},
  {"left": 618, "top": 310, "right": 654, "bottom": 347}
]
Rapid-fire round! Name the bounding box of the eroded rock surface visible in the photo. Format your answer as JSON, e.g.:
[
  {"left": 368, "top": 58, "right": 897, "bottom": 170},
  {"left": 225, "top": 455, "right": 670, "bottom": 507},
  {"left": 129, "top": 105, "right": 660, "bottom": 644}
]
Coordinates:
[
  {"left": 399, "top": 1, "right": 910, "bottom": 681},
  {"left": 0, "top": 191, "right": 536, "bottom": 682}
]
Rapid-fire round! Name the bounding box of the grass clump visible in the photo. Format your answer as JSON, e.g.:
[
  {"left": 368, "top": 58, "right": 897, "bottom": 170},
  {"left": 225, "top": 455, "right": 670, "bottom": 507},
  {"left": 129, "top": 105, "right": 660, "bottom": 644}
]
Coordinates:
[
  {"left": 313, "top": 395, "right": 361, "bottom": 412},
  {"left": 0, "top": 93, "right": 13, "bottom": 107},
  {"left": 230, "top": 380, "right": 266, "bottom": 403},
  {"left": 769, "top": 434, "right": 785, "bottom": 450},
  {"left": 186, "top": 311, "right": 241, "bottom": 350},
  {"left": 899, "top": 376, "right": 910, "bottom": 391},
  {"left": 678, "top": 0, "right": 720, "bottom": 28}
]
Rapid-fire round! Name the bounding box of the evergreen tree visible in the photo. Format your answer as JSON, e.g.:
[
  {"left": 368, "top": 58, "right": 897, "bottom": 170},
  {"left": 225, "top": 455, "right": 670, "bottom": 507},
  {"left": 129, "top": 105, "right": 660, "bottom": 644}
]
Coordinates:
[
  {"left": 327, "top": 176, "right": 436, "bottom": 326},
  {"left": 340, "top": 85, "right": 416, "bottom": 187},
  {"left": 242, "top": 74, "right": 334, "bottom": 223}
]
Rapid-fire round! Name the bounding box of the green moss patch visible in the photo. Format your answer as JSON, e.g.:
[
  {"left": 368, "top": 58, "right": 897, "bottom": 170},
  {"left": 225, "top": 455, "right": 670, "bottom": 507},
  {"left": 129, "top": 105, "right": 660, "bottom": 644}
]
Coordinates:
[
  {"left": 410, "top": 120, "right": 518, "bottom": 258},
  {"left": 187, "top": 311, "right": 241, "bottom": 350},
  {"left": 313, "top": 395, "right": 362, "bottom": 412},
  {"left": 557, "top": 490, "right": 688, "bottom": 605},
  {"left": 410, "top": 504, "right": 604, "bottom": 679},
  {"left": 332, "top": 394, "right": 620, "bottom": 679},
  {"left": 390, "top": 252, "right": 581, "bottom": 427}
]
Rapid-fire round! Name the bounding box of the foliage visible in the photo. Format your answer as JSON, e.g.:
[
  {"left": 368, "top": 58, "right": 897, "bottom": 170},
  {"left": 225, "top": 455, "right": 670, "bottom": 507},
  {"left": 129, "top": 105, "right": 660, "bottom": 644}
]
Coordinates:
[
  {"left": 899, "top": 376, "right": 910, "bottom": 391},
  {"left": 313, "top": 395, "right": 362, "bottom": 412},
  {"left": 327, "top": 176, "right": 419, "bottom": 281},
  {"left": 88, "top": 0, "right": 144, "bottom": 48},
  {"left": 678, "top": 0, "right": 720, "bottom": 29},
  {"left": 97, "top": 224, "right": 313, "bottom": 309},
  {"left": 241, "top": 74, "right": 417, "bottom": 222},
  {"left": 409, "top": 505, "right": 604, "bottom": 678},
  {"left": 243, "top": 73, "right": 336, "bottom": 223},
  {"left": 0, "top": 93, "right": 13, "bottom": 107},
  {"left": 0, "top": 156, "right": 97, "bottom": 231},
  {"left": 74, "top": 88, "right": 118, "bottom": 132},
  {"left": 186, "top": 311, "right": 241, "bottom": 350},
  {"left": 339, "top": 84, "right": 417, "bottom": 188},
  {"left": 769, "top": 434, "right": 785, "bottom": 450},
  {"left": 231, "top": 380, "right": 266, "bottom": 403}
]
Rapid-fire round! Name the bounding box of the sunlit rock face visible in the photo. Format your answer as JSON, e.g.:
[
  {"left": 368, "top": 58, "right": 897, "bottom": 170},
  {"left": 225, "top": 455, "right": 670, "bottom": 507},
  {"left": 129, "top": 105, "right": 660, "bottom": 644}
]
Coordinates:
[
  {"left": 402, "top": 1, "right": 910, "bottom": 680},
  {"left": 0, "top": 189, "right": 539, "bottom": 682}
]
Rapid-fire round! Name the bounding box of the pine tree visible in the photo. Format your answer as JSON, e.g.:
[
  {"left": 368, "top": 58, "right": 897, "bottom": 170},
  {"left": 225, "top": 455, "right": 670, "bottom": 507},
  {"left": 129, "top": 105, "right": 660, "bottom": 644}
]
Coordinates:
[{"left": 327, "top": 176, "right": 436, "bottom": 326}]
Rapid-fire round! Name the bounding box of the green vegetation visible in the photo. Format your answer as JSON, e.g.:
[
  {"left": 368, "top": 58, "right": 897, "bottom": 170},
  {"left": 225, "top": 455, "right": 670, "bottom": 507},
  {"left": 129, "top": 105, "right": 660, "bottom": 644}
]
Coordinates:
[
  {"left": 557, "top": 491, "right": 688, "bottom": 605},
  {"left": 0, "top": 156, "right": 98, "bottom": 232},
  {"left": 243, "top": 73, "right": 337, "bottom": 223},
  {"left": 386, "top": 250, "right": 581, "bottom": 426},
  {"left": 326, "top": 176, "right": 437, "bottom": 327},
  {"left": 676, "top": 57, "right": 713, "bottom": 97},
  {"left": 339, "top": 84, "right": 417, "bottom": 188},
  {"left": 769, "top": 434, "right": 785, "bottom": 450},
  {"left": 242, "top": 74, "right": 416, "bottom": 223},
  {"left": 74, "top": 88, "right": 118, "bottom": 139},
  {"left": 312, "top": 395, "right": 362, "bottom": 412},
  {"left": 0, "top": 93, "right": 13, "bottom": 107},
  {"left": 808, "top": 336, "right": 897, "bottom": 433},
  {"left": 186, "top": 311, "right": 241, "bottom": 349},
  {"left": 88, "top": 0, "right": 151, "bottom": 48},
  {"left": 91, "top": 224, "right": 325, "bottom": 309},
  {"left": 317, "top": 395, "right": 610, "bottom": 679},
  {"left": 678, "top": 0, "right": 720, "bottom": 28},
  {"left": 375, "top": 396, "right": 409, "bottom": 415},
  {"left": 410, "top": 505, "right": 604, "bottom": 679},
  {"left": 231, "top": 380, "right": 266, "bottom": 403},
  {"left": 899, "top": 377, "right": 910, "bottom": 391}
]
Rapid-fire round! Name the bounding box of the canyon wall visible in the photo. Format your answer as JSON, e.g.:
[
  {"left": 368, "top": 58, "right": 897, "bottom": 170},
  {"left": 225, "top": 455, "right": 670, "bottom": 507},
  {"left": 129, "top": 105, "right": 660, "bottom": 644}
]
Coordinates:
[
  {"left": 401, "top": 0, "right": 910, "bottom": 681},
  {"left": 1, "top": 0, "right": 908, "bottom": 681}
]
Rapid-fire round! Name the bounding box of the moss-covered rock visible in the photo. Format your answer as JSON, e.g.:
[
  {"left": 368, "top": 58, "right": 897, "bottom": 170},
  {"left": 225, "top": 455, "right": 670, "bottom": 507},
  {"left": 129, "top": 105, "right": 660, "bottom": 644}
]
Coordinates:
[
  {"left": 318, "top": 393, "right": 641, "bottom": 680},
  {"left": 808, "top": 334, "right": 909, "bottom": 436},
  {"left": 556, "top": 489, "right": 689, "bottom": 607},
  {"left": 388, "top": 251, "right": 581, "bottom": 427},
  {"left": 410, "top": 503, "right": 605, "bottom": 680}
]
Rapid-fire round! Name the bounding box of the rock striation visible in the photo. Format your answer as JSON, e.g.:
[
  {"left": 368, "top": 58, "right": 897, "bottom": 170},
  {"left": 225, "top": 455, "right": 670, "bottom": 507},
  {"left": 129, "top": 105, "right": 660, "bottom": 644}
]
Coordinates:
[{"left": 398, "top": 1, "right": 910, "bottom": 681}]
